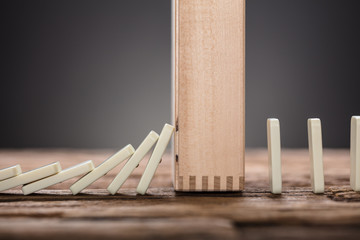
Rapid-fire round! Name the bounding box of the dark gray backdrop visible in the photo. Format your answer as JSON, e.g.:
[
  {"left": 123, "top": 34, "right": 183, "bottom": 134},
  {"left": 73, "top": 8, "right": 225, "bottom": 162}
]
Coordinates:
[{"left": 1, "top": 0, "right": 360, "bottom": 148}]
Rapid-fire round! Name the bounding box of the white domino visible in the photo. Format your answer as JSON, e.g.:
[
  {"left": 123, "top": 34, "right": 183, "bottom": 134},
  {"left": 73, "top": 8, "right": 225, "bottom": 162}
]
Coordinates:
[
  {"left": 267, "top": 118, "right": 282, "bottom": 194},
  {"left": 136, "top": 123, "right": 175, "bottom": 195},
  {"left": 70, "top": 144, "right": 135, "bottom": 195},
  {"left": 0, "top": 165, "right": 22, "bottom": 181},
  {"left": 351, "top": 116, "right": 360, "bottom": 191},
  {"left": 307, "top": 118, "right": 325, "bottom": 193},
  {"left": 0, "top": 162, "right": 61, "bottom": 192},
  {"left": 107, "top": 131, "right": 159, "bottom": 195},
  {"left": 22, "top": 160, "right": 95, "bottom": 195}
]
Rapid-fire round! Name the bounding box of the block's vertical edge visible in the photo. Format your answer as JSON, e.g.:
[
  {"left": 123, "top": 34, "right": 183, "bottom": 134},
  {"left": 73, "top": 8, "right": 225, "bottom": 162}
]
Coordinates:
[
  {"left": 172, "top": 0, "right": 180, "bottom": 190},
  {"left": 241, "top": 0, "right": 246, "bottom": 191}
]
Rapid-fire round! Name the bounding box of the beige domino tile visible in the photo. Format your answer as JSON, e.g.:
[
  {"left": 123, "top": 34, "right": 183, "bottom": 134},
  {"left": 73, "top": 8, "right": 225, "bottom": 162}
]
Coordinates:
[
  {"left": 0, "top": 162, "right": 61, "bottom": 192},
  {"left": 107, "top": 131, "right": 159, "bottom": 195},
  {"left": 70, "top": 144, "right": 135, "bottom": 195}
]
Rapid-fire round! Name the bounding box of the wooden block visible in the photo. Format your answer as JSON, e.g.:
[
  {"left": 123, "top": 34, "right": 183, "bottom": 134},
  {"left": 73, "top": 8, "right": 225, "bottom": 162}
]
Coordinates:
[
  {"left": 70, "top": 144, "right": 135, "bottom": 195},
  {"left": 0, "top": 165, "right": 22, "bottom": 181},
  {"left": 267, "top": 118, "right": 282, "bottom": 194},
  {"left": 107, "top": 131, "right": 159, "bottom": 195},
  {"left": 22, "top": 160, "right": 95, "bottom": 195},
  {"left": 0, "top": 162, "right": 61, "bottom": 192},
  {"left": 351, "top": 116, "right": 360, "bottom": 191},
  {"left": 307, "top": 118, "right": 325, "bottom": 193},
  {"left": 137, "top": 124, "right": 175, "bottom": 195},
  {"left": 172, "top": 0, "right": 245, "bottom": 191}
]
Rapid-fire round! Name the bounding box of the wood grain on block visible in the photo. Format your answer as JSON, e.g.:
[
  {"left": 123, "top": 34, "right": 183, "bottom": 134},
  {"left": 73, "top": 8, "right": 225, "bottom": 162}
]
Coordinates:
[
  {"left": 351, "top": 116, "right": 360, "bottom": 191},
  {"left": 267, "top": 118, "right": 282, "bottom": 194},
  {"left": 137, "top": 124, "right": 175, "bottom": 195},
  {"left": 22, "top": 160, "right": 95, "bottom": 195},
  {"left": 0, "top": 164, "right": 22, "bottom": 181},
  {"left": 308, "top": 118, "right": 325, "bottom": 193},
  {"left": 107, "top": 131, "right": 159, "bottom": 195},
  {"left": 70, "top": 145, "right": 135, "bottom": 195},
  {"left": 0, "top": 162, "right": 61, "bottom": 192},
  {"left": 172, "top": 0, "right": 245, "bottom": 191}
]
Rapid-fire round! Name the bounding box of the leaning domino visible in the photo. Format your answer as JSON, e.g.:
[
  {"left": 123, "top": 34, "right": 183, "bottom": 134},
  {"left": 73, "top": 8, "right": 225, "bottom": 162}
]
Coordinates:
[
  {"left": 307, "top": 118, "right": 325, "bottom": 193},
  {"left": 267, "top": 118, "right": 282, "bottom": 194},
  {"left": 22, "top": 160, "right": 95, "bottom": 195},
  {"left": 351, "top": 116, "right": 360, "bottom": 191},
  {"left": 0, "top": 162, "right": 61, "bottom": 192},
  {"left": 137, "top": 124, "right": 175, "bottom": 195},
  {"left": 107, "top": 131, "right": 159, "bottom": 195},
  {"left": 0, "top": 165, "right": 22, "bottom": 181},
  {"left": 70, "top": 144, "right": 135, "bottom": 195}
]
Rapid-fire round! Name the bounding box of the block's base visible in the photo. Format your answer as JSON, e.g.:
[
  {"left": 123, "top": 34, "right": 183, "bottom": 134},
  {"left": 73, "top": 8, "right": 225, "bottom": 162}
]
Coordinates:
[{"left": 175, "top": 176, "right": 244, "bottom": 192}]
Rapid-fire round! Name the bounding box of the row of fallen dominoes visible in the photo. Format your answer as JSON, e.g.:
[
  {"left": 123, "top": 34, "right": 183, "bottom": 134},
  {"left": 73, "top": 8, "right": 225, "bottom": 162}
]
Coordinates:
[
  {"left": 0, "top": 123, "right": 175, "bottom": 195},
  {"left": 268, "top": 116, "right": 360, "bottom": 194}
]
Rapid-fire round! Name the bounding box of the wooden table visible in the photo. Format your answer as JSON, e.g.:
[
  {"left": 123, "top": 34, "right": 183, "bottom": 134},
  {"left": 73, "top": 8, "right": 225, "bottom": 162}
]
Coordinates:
[{"left": 0, "top": 149, "right": 359, "bottom": 240}]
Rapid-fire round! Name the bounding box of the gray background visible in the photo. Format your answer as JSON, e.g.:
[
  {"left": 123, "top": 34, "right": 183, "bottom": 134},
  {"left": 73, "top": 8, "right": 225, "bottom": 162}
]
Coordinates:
[{"left": 1, "top": 0, "right": 359, "bottom": 149}]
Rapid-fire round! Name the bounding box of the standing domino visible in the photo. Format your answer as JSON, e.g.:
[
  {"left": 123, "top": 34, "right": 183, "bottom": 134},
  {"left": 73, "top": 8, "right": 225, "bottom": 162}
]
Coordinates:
[
  {"left": 0, "top": 165, "right": 22, "bottom": 181},
  {"left": 267, "top": 118, "right": 282, "bottom": 194},
  {"left": 0, "top": 162, "right": 61, "bottom": 192},
  {"left": 137, "top": 124, "right": 175, "bottom": 195},
  {"left": 107, "top": 131, "right": 159, "bottom": 195},
  {"left": 22, "top": 160, "right": 95, "bottom": 195},
  {"left": 307, "top": 118, "right": 325, "bottom": 193},
  {"left": 70, "top": 144, "right": 135, "bottom": 195},
  {"left": 351, "top": 116, "right": 360, "bottom": 191}
]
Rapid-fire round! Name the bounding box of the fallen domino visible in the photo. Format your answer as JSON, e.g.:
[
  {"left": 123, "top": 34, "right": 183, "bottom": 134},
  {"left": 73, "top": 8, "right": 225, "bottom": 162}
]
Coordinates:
[
  {"left": 0, "top": 165, "right": 22, "bottom": 181},
  {"left": 351, "top": 116, "right": 360, "bottom": 191},
  {"left": 267, "top": 118, "right": 282, "bottom": 194},
  {"left": 22, "top": 160, "right": 95, "bottom": 195},
  {"left": 307, "top": 118, "right": 325, "bottom": 194},
  {"left": 0, "top": 162, "right": 61, "bottom": 192},
  {"left": 137, "top": 123, "right": 175, "bottom": 195},
  {"left": 107, "top": 131, "right": 159, "bottom": 195},
  {"left": 70, "top": 144, "right": 135, "bottom": 195}
]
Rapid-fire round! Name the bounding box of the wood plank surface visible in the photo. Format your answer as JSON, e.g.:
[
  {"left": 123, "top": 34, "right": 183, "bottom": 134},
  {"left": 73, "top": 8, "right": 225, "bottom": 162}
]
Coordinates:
[
  {"left": 173, "top": 0, "right": 245, "bottom": 191},
  {"left": 0, "top": 149, "right": 360, "bottom": 240}
]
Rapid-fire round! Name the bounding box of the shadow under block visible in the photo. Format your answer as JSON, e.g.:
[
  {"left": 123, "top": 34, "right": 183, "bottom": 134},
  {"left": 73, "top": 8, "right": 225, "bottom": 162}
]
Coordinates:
[
  {"left": 0, "top": 162, "right": 61, "bottom": 192},
  {"left": 351, "top": 116, "right": 360, "bottom": 191},
  {"left": 172, "top": 0, "right": 245, "bottom": 191},
  {"left": 267, "top": 119, "right": 282, "bottom": 194},
  {"left": 307, "top": 118, "right": 325, "bottom": 194}
]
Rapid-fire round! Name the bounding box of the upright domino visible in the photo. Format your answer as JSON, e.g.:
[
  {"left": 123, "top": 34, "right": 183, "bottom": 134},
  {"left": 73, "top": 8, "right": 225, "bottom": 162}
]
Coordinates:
[
  {"left": 22, "top": 160, "right": 95, "bottom": 195},
  {"left": 0, "top": 165, "right": 22, "bottom": 181},
  {"left": 70, "top": 144, "right": 135, "bottom": 195},
  {"left": 351, "top": 116, "right": 360, "bottom": 191},
  {"left": 137, "top": 124, "right": 175, "bottom": 195},
  {"left": 107, "top": 131, "right": 159, "bottom": 195},
  {"left": 0, "top": 162, "right": 61, "bottom": 192},
  {"left": 307, "top": 118, "right": 325, "bottom": 193},
  {"left": 267, "top": 118, "right": 282, "bottom": 194}
]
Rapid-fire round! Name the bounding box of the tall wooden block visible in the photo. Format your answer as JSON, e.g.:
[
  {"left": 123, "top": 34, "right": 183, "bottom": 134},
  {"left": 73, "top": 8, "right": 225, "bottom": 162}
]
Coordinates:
[{"left": 172, "top": 0, "right": 245, "bottom": 191}]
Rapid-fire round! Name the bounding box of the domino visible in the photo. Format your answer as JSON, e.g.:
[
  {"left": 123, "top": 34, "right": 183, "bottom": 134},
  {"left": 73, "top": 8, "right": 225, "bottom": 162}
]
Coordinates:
[
  {"left": 0, "top": 165, "right": 22, "bottom": 181},
  {"left": 107, "top": 131, "right": 159, "bottom": 195},
  {"left": 351, "top": 116, "right": 360, "bottom": 191},
  {"left": 267, "top": 118, "right": 282, "bottom": 194},
  {"left": 22, "top": 160, "right": 95, "bottom": 195},
  {"left": 0, "top": 162, "right": 61, "bottom": 192},
  {"left": 70, "top": 144, "right": 135, "bottom": 195},
  {"left": 307, "top": 118, "right": 325, "bottom": 193},
  {"left": 137, "top": 123, "right": 175, "bottom": 195}
]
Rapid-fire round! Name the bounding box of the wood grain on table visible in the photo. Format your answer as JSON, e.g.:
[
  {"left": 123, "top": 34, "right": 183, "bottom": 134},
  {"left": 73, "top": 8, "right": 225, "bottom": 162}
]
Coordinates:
[{"left": 0, "top": 149, "right": 359, "bottom": 240}]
